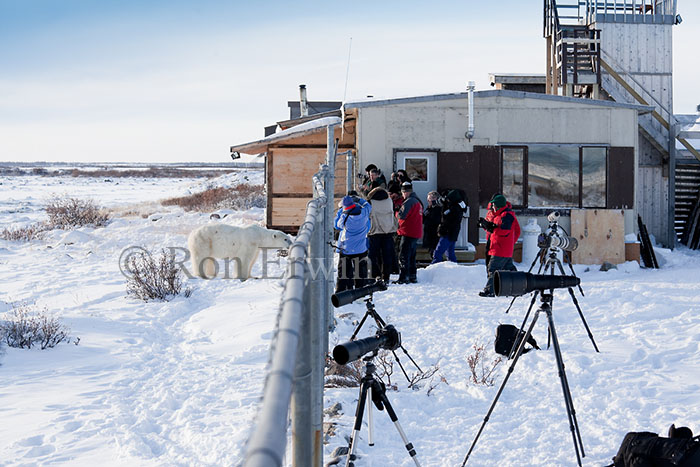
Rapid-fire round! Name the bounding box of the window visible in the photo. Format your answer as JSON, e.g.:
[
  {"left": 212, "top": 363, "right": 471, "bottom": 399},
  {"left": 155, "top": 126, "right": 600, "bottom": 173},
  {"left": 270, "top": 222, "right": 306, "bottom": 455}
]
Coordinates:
[
  {"left": 501, "top": 145, "right": 607, "bottom": 208},
  {"left": 502, "top": 147, "right": 525, "bottom": 206},
  {"left": 582, "top": 147, "right": 606, "bottom": 207},
  {"left": 404, "top": 158, "right": 428, "bottom": 181},
  {"left": 528, "top": 145, "right": 579, "bottom": 207}
]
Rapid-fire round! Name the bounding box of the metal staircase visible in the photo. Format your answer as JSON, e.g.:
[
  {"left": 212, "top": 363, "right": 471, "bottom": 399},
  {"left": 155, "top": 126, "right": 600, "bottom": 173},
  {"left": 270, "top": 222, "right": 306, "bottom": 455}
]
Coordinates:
[
  {"left": 544, "top": 0, "right": 601, "bottom": 98},
  {"left": 675, "top": 162, "right": 700, "bottom": 243}
]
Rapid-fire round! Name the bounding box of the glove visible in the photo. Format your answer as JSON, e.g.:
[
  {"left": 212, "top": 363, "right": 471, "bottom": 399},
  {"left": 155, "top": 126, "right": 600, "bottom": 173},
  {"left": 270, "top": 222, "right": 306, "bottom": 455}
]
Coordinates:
[{"left": 478, "top": 217, "right": 496, "bottom": 232}]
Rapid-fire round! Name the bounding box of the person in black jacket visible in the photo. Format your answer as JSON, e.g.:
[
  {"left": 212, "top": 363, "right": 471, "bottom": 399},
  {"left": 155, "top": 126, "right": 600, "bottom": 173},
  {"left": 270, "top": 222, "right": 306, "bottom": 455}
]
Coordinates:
[
  {"left": 422, "top": 191, "right": 441, "bottom": 257},
  {"left": 431, "top": 190, "right": 465, "bottom": 263}
]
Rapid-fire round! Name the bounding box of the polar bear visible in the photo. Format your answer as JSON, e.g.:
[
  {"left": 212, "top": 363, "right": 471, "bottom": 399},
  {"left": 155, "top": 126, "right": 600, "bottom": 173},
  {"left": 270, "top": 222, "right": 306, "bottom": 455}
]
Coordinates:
[{"left": 187, "top": 224, "right": 292, "bottom": 280}]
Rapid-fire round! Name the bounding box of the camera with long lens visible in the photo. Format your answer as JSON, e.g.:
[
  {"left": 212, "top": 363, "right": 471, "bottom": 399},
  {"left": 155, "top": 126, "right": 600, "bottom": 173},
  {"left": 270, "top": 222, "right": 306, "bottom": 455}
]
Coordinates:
[
  {"left": 331, "top": 280, "right": 387, "bottom": 308},
  {"left": 495, "top": 271, "right": 580, "bottom": 297},
  {"left": 537, "top": 211, "right": 578, "bottom": 252},
  {"left": 537, "top": 232, "right": 579, "bottom": 251},
  {"left": 333, "top": 324, "right": 401, "bottom": 365}
]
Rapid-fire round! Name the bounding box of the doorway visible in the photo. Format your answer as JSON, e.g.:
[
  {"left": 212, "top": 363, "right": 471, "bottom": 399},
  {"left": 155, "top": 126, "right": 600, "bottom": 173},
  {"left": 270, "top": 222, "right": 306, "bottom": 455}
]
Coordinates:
[{"left": 394, "top": 150, "right": 437, "bottom": 205}]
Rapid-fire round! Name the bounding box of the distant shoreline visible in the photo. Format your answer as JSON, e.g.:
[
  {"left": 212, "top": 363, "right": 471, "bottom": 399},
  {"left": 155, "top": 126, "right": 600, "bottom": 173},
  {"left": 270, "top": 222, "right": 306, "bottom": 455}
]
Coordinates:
[{"left": 0, "top": 161, "right": 264, "bottom": 178}]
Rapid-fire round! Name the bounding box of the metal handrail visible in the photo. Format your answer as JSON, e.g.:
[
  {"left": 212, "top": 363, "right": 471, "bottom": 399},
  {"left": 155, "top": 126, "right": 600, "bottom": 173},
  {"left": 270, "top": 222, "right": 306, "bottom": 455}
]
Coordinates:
[
  {"left": 600, "top": 49, "right": 674, "bottom": 123},
  {"left": 243, "top": 177, "right": 326, "bottom": 466},
  {"left": 244, "top": 127, "right": 337, "bottom": 466}
]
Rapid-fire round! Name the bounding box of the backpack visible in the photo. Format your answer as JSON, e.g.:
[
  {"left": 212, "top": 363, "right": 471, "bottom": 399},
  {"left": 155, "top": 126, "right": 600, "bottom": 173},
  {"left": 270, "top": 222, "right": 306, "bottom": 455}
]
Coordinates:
[
  {"left": 609, "top": 427, "right": 700, "bottom": 467},
  {"left": 494, "top": 324, "right": 540, "bottom": 359}
]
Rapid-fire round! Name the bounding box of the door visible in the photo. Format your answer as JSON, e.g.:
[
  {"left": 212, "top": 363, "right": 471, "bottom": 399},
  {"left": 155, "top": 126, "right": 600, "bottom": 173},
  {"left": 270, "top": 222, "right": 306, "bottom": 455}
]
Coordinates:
[
  {"left": 395, "top": 151, "right": 437, "bottom": 205},
  {"left": 438, "top": 151, "right": 480, "bottom": 247}
]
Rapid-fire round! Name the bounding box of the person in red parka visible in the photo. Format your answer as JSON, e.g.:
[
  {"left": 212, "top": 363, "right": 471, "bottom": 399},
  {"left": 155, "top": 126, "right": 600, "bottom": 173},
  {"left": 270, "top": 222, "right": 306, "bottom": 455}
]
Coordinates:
[
  {"left": 478, "top": 194, "right": 520, "bottom": 297},
  {"left": 395, "top": 182, "right": 423, "bottom": 283},
  {"left": 483, "top": 198, "right": 497, "bottom": 275}
]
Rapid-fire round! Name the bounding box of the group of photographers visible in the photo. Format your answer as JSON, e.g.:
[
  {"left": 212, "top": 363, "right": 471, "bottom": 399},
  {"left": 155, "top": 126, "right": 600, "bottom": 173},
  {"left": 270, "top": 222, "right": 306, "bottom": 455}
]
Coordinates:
[{"left": 335, "top": 163, "right": 521, "bottom": 296}]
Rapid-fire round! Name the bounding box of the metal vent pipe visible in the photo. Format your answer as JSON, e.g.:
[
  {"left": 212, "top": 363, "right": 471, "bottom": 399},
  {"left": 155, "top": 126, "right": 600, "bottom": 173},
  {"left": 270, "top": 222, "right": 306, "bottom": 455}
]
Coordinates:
[
  {"left": 299, "top": 84, "right": 309, "bottom": 117},
  {"left": 466, "top": 81, "right": 475, "bottom": 140}
]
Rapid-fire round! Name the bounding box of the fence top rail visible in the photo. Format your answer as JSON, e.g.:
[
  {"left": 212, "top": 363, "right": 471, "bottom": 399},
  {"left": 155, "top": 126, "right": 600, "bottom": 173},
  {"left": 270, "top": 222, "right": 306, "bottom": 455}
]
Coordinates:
[{"left": 243, "top": 166, "right": 330, "bottom": 467}]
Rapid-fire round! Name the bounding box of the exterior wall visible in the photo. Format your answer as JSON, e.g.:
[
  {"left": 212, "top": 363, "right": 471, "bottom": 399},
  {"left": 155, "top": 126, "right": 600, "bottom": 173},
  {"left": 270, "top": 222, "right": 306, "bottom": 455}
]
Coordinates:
[
  {"left": 354, "top": 94, "right": 640, "bottom": 239},
  {"left": 598, "top": 22, "right": 673, "bottom": 128},
  {"left": 356, "top": 96, "right": 638, "bottom": 171},
  {"left": 597, "top": 21, "right": 674, "bottom": 246}
]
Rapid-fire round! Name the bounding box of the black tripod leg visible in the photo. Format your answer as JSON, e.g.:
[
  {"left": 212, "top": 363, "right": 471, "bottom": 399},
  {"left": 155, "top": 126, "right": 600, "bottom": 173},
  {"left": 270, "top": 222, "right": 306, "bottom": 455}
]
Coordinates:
[
  {"left": 554, "top": 261, "right": 600, "bottom": 353},
  {"left": 372, "top": 380, "right": 421, "bottom": 467},
  {"left": 369, "top": 309, "right": 387, "bottom": 328},
  {"left": 563, "top": 250, "right": 584, "bottom": 296},
  {"left": 505, "top": 248, "right": 546, "bottom": 314},
  {"left": 544, "top": 308, "right": 585, "bottom": 466},
  {"left": 350, "top": 311, "right": 370, "bottom": 341},
  {"left": 462, "top": 309, "right": 543, "bottom": 466},
  {"left": 346, "top": 381, "right": 369, "bottom": 467},
  {"left": 392, "top": 349, "right": 412, "bottom": 384},
  {"left": 509, "top": 290, "right": 539, "bottom": 359}
]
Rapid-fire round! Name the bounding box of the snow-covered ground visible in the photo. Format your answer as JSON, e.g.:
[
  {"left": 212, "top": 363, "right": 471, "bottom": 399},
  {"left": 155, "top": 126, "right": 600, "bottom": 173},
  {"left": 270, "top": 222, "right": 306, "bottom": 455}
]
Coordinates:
[{"left": 1, "top": 168, "right": 699, "bottom": 466}]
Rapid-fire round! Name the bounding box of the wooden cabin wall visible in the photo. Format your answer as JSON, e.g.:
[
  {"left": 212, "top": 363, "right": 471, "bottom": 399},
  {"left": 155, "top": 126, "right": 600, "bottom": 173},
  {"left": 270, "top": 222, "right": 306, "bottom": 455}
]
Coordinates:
[
  {"left": 265, "top": 121, "right": 356, "bottom": 233},
  {"left": 267, "top": 147, "right": 348, "bottom": 232}
]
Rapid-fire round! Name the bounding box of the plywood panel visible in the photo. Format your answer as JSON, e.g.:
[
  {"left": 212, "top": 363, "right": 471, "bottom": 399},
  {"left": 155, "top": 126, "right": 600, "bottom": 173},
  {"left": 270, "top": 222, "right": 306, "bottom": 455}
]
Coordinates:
[
  {"left": 269, "top": 147, "right": 349, "bottom": 195},
  {"left": 270, "top": 196, "right": 344, "bottom": 229},
  {"left": 571, "top": 209, "right": 625, "bottom": 264}
]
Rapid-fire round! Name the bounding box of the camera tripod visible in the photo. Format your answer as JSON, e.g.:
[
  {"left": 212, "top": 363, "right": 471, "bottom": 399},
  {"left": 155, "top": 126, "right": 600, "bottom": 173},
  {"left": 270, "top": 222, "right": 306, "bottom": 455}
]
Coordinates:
[
  {"left": 345, "top": 353, "right": 422, "bottom": 467},
  {"left": 462, "top": 293, "right": 585, "bottom": 466},
  {"left": 350, "top": 296, "right": 423, "bottom": 382},
  {"left": 506, "top": 230, "right": 599, "bottom": 354}
]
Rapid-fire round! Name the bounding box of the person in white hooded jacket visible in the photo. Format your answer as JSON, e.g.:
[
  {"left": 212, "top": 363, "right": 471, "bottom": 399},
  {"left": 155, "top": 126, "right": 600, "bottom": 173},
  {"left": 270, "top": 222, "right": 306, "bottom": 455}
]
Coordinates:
[{"left": 366, "top": 186, "right": 397, "bottom": 282}]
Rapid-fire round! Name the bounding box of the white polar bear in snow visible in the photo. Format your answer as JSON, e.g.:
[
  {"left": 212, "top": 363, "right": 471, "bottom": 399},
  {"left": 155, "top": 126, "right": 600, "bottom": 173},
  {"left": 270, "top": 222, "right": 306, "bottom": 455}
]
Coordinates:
[{"left": 187, "top": 224, "right": 292, "bottom": 280}]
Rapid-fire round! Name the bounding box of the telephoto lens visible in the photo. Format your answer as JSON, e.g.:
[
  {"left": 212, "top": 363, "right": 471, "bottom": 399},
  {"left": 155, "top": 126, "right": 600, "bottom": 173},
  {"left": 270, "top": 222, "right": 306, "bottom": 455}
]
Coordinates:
[
  {"left": 495, "top": 271, "right": 580, "bottom": 297},
  {"left": 332, "top": 325, "right": 401, "bottom": 365},
  {"left": 550, "top": 235, "right": 579, "bottom": 251},
  {"left": 331, "top": 280, "right": 387, "bottom": 308}
]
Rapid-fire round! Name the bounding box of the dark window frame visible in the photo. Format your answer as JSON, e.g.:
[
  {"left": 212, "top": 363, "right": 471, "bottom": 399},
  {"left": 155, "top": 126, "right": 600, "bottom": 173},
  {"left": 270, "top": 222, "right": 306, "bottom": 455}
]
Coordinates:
[{"left": 500, "top": 144, "right": 609, "bottom": 209}]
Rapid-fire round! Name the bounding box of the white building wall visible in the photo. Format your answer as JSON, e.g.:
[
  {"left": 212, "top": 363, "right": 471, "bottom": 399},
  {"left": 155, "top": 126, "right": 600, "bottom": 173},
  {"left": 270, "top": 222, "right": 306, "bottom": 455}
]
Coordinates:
[
  {"left": 354, "top": 93, "right": 640, "bottom": 237},
  {"left": 356, "top": 95, "right": 638, "bottom": 169}
]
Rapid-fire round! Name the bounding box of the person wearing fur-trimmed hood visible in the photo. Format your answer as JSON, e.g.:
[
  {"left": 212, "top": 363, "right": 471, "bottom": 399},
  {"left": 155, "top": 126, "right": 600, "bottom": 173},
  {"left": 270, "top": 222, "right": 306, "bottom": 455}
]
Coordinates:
[
  {"left": 334, "top": 194, "right": 372, "bottom": 293},
  {"left": 367, "top": 186, "right": 397, "bottom": 282}
]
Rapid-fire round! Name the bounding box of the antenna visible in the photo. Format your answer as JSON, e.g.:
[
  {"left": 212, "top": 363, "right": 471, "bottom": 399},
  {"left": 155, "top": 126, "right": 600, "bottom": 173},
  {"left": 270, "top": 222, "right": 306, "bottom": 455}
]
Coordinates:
[{"left": 343, "top": 37, "right": 352, "bottom": 102}]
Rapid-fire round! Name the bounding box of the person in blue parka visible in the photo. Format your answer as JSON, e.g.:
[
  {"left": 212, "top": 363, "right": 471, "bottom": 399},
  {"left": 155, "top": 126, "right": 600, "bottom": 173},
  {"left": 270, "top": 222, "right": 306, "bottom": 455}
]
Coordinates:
[{"left": 334, "top": 194, "right": 372, "bottom": 293}]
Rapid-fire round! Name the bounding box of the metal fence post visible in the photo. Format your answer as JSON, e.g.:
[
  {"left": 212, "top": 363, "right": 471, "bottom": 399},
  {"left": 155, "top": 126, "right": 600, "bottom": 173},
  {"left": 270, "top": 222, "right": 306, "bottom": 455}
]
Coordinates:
[
  {"left": 326, "top": 125, "right": 338, "bottom": 344},
  {"left": 308, "top": 174, "right": 327, "bottom": 466},
  {"left": 292, "top": 256, "right": 313, "bottom": 467}
]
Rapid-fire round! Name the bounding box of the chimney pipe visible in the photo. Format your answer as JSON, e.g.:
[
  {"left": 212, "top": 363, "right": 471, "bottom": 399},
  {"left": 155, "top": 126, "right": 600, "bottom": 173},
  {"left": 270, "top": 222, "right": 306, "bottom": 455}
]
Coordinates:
[
  {"left": 299, "top": 84, "right": 309, "bottom": 117},
  {"left": 466, "top": 81, "right": 475, "bottom": 141}
]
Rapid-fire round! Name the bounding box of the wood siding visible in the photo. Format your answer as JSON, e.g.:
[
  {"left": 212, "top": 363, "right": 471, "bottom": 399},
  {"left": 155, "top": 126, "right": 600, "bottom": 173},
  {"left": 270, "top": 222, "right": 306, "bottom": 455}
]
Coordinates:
[
  {"left": 267, "top": 147, "right": 349, "bottom": 231},
  {"left": 637, "top": 165, "right": 669, "bottom": 245}
]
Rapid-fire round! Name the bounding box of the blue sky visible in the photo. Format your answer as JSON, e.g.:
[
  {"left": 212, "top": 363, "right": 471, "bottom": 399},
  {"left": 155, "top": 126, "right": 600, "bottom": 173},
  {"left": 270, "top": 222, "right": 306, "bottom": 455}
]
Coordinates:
[{"left": 0, "top": 1, "right": 697, "bottom": 162}]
